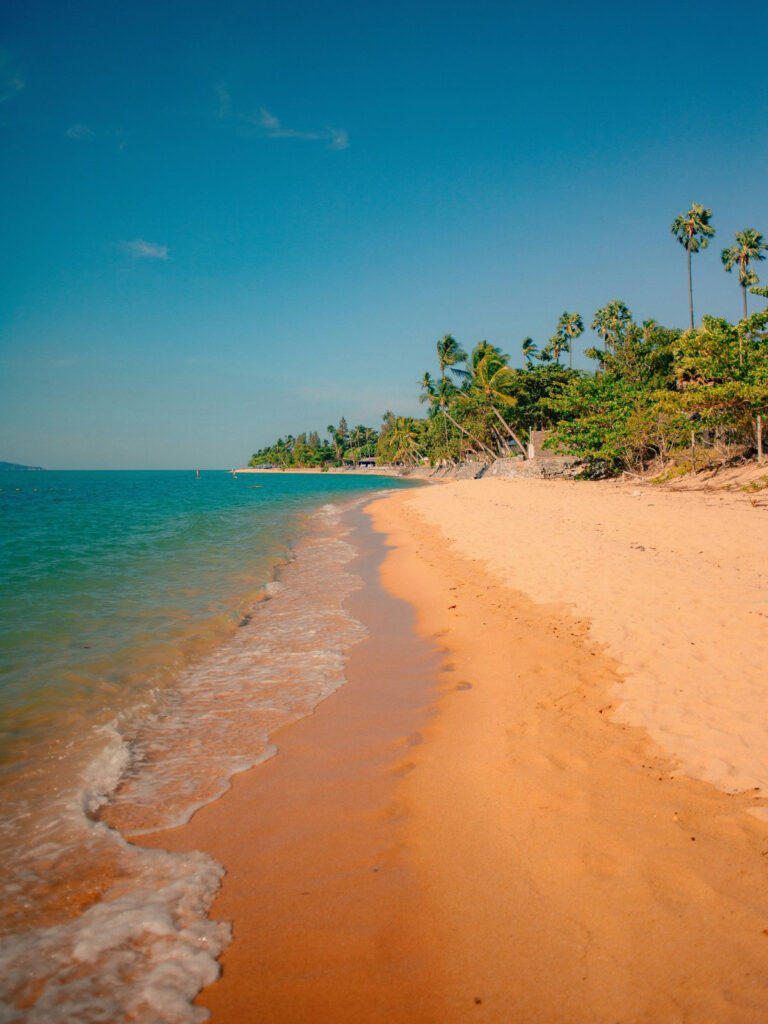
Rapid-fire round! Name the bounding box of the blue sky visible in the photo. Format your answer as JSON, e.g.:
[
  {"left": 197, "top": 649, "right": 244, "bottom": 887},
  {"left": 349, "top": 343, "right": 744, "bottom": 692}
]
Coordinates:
[{"left": 1, "top": 0, "right": 767, "bottom": 468}]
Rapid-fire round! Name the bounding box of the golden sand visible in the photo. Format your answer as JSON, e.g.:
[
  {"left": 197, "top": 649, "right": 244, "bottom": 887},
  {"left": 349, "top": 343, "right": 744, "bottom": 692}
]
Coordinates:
[{"left": 139, "top": 479, "right": 768, "bottom": 1022}]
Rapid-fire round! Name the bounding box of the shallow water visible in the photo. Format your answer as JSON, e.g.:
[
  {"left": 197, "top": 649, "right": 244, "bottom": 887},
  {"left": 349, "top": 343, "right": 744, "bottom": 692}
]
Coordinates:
[{"left": 0, "top": 470, "right": 414, "bottom": 1022}]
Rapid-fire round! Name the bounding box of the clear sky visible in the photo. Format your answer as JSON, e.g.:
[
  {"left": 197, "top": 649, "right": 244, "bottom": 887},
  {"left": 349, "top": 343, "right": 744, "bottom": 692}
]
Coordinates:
[{"left": 1, "top": 0, "right": 767, "bottom": 469}]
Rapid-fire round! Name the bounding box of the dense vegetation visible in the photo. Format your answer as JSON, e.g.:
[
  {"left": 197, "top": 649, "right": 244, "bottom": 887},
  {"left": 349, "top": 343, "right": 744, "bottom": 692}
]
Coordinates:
[{"left": 250, "top": 207, "right": 768, "bottom": 477}]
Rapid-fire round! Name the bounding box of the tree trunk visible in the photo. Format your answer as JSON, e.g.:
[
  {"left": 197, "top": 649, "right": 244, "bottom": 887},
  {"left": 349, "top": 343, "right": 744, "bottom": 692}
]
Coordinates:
[
  {"left": 742, "top": 282, "right": 748, "bottom": 321},
  {"left": 443, "top": 410, "right": 495, "bottom": 459},
  {"left": 687, "top": 246, "right": 694, "bottom": 329},
  {"left": 489, "top": 404, "right": 527, "bottom": 458},
  {"left": 691, "top": 429, "right": 696, "bottom": 473}
]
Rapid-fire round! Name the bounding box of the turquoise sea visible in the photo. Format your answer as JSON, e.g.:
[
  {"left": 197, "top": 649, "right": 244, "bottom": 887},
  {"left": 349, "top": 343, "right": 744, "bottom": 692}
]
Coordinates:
[{"left": 0, "top": 469, "right": 414, "bottom": 1023}]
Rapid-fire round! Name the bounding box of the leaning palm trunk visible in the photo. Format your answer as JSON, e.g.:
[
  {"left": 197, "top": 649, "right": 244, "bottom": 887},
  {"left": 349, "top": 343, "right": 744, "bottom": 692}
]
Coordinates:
[
  {"left": 489, "top": 404, "right": 527, "bottom": 457},
  {"left": 442, "top": 409, "right": 495, "bottom": 460}
]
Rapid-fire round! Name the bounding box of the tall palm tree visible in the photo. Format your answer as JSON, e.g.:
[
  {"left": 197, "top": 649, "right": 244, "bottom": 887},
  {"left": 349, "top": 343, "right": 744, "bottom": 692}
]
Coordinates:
[
  {"left": 388, "top": 417, "right": 423, "bottom": 467},
  {"left": 591, "top": 301, "right": 633, "bottom": 355},
  {"left": 555, "top": 312, "right": 585, "bottom": 369},
  {"left": 433, "top": 337, "right": 466, "bottom": 449},
  {"left": 671, "top": 203, "right": 715, "bottom": 329},
  {"left": 456, "top": 347, "right": 527, "bottom": 457},
  {"left": 326, "top": 424, "right": 342, "bottom": 461},
  {"left": 521, "top": 337, "right": 538, "bottom": 368},
  {"left": 721, "top": 229, "right": 768, "bottom": 320},
  {"left": 544, "top": 334, "right": 565, "bottom": 365},
  {"left": 419, "top": 371, "right": 492, "bottom": 458},
  {"left": 436, "top": 334, "right": 468, "bottom": 380}
]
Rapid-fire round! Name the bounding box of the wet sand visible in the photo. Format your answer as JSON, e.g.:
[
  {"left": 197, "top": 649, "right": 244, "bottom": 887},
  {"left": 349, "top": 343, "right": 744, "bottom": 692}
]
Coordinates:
[
  {"left": 140, "top": 479, "right": 768, "bottom": 1022},
  {"left": 135, "top": 507, "right": 447, "bottom": 1022}
]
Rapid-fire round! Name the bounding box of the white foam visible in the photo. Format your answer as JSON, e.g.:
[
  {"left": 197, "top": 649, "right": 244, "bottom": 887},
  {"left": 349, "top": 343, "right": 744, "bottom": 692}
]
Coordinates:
[
  {"left": 0, "top": 502, "right": 369, "bottom": 1022},
  {"left": 0, "top": 845, "right": 228, "bottom": 1023}
]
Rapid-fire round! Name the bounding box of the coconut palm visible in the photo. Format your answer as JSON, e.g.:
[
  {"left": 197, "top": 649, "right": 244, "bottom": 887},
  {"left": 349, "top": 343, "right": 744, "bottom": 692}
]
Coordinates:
[
  {"left": 387, "top": 417, "right": 423, "bottom": 466},
  {"left": 591, "top": 301, "right": 633, "bottom": 355},
  {"left": 456, "top": 346, "right": 527, "bottom": 457},
  {"left": 419, "top": 371, "right": 492, "bottom": 458},
  {"left": 555, "top": 312, "right": 585, "bottom": 369},
  {"left": 436, "top": 334, "right": 468, "bottom": 381},
  {"left": 671, "top": 203, "right": 715, "bottom": 329},
  {"left": 521, "top": 337, "right": 538, "bottom": 368},
  {"left": 429, "top": 341, "right": 463, "bottom": 448},
  {"left": 721, "top": 229, "right": 768, "bottom": 320}
]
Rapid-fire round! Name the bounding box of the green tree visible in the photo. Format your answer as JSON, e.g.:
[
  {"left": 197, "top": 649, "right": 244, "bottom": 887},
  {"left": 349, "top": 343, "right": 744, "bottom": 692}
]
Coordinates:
[
  {"left": 521, "top": 337, "right": 538, "bottom": 368},
  {"left": 455, "top": 345, "right": 527, "bottom": 456},
  {"left": 436, "top": 334, "right": 468, "bottom": 380},
  {"left": 419, "top": 371, "right": 492, "bottom": 459},
  {"left": 671, "top": 203, "right": 715, "bottom": 329},
  {"left": 591, "top": 301, "right": 633, "bottom": 355},
  {"left": 721, "top": 229, "right": 768, "bottom": 320},
  {"left": 542, "top": 334, "right": 565, "bottom": 365},
  {"left": 379, "top": 416, "right": 423, "bottom": 466},
  {"left": 555, "top": 312, "right": 585, "bottom": 370}
]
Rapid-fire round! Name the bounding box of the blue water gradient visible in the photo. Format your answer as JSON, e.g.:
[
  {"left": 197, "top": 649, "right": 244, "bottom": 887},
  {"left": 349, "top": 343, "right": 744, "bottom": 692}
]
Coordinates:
[{"left": 0, "top": 470, "right": 414, "bottom": 763}]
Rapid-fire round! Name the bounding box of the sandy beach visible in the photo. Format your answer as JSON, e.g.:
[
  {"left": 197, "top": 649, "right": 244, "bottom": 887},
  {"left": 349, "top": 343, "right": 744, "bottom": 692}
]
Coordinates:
[{"left": 140, "top": 477, "right": 768, "bottom": 1022}]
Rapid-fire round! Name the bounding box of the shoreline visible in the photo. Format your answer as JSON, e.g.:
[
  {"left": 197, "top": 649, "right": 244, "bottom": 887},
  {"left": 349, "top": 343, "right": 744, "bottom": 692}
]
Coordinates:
[
  {"left": 134, "top": 502, "right": 446, "bottom": 1022},
  {"left": 145, "top": 478, "right": 768, "bottom": 1020},
  {"left": 368, "top": 484, "right": 768, "bottom": 1020},
  {"left": 233, "top": 466, "right": 411, "bottom": 476}
]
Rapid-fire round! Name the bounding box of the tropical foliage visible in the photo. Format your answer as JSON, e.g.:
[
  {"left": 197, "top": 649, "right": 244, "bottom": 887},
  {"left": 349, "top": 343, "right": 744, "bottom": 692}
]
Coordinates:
[
  {"left": 249, "top": 419, "right": 380, "bottom": 468},
  {"left": 251, "top": 206, "right": 768, "bottom": 476},
  {"left": 721, "top": 229, "right": 768, "bottom": 320}
]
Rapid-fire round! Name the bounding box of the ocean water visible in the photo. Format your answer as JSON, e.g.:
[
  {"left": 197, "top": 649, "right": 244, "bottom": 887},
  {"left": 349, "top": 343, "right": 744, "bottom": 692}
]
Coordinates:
[{"left": 0, "top": 469, "right": 414, "bottom": 1023}]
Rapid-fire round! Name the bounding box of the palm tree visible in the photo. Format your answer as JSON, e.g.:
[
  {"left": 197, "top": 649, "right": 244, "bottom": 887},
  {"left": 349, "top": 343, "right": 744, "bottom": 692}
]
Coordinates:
[
  {"left": 326, "top": 424, "right": 342, "bottom": 461},
  {"left": 521, "top": 337, "right": 538, "bottom": 368},
  {"left": 419, "top": 371, "right": 492, "bottom": 458},
  {"left": 434, "top": 337, "right": 466, "bottom": 449},
  {"left": 671, "top": 203, "right": 715, "bottom": 329},
  {"left": 456, "top": 346, "right": 527, "bottom": 457},
  {"left": 545, "top": 334, "right": 566, "bottom": 365},
  {"left": 436, "top": 334, "right": 468, "bottom": 380},
  {"left": 591, "top": 301, "right": 633, "bottom": 355},
  {"left": 555, "top": 312, "right": 585, "bottom": 369},
  {"left": 721, "top": 229, "right": 768, "bottom": 320},
  {"left": 388, "top": 417, "right": 423, "bottom": 467}
]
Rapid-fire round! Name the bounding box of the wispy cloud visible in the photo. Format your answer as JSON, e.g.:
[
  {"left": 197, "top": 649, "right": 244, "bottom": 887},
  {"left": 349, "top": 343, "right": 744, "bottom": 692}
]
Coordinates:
[
  {"left": 217, "top": 88, "right": 348, "bottom": 151},
  {"left": 255, "top": 107, "right": 350, "bottom": 150},
  {"left": 66, "top": 123, "right": 94, "bottom": 140},
  {"left": 120, "top": 239, "right": 169, "bottom": 260},
  {"left": 0, "top": 50, "right": 24, "bottom": 102}
]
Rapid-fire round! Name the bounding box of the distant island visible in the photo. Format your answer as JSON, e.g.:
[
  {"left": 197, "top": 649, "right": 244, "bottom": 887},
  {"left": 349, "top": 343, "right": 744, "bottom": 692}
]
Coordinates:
[{"left": 0, "top": 461, "right": 45, "bottom": 471}]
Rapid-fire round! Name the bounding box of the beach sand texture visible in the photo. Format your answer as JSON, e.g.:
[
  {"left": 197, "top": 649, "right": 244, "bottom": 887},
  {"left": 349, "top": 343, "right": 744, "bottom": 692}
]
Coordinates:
[
  {"left": 395, "top": 478, "right": 768, "bottom": 800},
  {"left": 143, "top": 479, "right": 768, "bottom": 1022}
]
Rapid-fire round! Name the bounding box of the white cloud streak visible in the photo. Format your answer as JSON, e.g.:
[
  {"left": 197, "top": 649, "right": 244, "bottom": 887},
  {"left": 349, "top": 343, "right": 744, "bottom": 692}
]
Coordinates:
[
  {"left": 216, "top": 88, "right": 348, "bottom": 151},
  {"left": 66, "top": 124, "right": 94, "bottom": 140},
  {"left": 120, "top": 239, "right": 169, "bottom": 260},
  {"left": 256, "top": 107, "right": 350, "bottom": 150}
]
